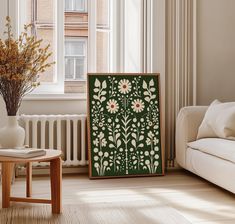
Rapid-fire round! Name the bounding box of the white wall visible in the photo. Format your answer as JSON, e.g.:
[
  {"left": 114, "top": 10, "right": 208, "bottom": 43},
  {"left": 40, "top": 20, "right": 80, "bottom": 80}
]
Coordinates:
[
  {"left": 0, "top": 98, "right": 7, "bottom": 128},
  {"left": 197, "top": 0, "right": 235, "bottom": 105},
  {"left": 0, "top": 0, "right": 7, "bottom": 37},
  {"left": 0, "top": 0, "right": 8, "bottom": 128},
  {"left": 20, "top": 98, "right": 87, "bottom": 115}
]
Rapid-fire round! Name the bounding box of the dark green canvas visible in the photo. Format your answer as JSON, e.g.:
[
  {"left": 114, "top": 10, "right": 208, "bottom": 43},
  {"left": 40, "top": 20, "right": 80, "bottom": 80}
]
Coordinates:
[{"left": 88, "top": 74, "right": 163, "bottom": 178}]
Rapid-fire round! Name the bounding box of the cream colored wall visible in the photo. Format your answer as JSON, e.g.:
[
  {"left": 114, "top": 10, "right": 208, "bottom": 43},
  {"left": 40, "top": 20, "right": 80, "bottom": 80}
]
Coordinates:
[
  {"left": 197, "top": 0, "right": 235, "bottom": 105},
  {"left": 0, "top": 0, "right": 7, "bottom": 128},
  {"left": 20, "top": 99, "right": 87, "bottom": 115},
  {"left": 0, "top": 98, "right": 7, "bottom": 128}
]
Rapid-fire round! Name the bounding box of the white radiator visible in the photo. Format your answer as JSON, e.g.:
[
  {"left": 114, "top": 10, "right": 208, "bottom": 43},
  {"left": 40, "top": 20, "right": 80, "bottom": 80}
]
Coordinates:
[{"left": 20, "top": 114, "right": 88, "bottom": 167}]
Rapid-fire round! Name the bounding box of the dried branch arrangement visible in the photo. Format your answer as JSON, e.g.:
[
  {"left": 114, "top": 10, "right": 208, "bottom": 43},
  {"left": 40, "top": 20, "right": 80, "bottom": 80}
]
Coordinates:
[{"left": 0, "top": 17, "right": 54, "bottom": 116}]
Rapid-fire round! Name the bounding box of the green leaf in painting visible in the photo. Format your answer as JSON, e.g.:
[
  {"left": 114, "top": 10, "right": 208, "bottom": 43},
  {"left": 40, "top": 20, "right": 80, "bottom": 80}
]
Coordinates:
[
  {"left": 131, "top": 139, "right": 136, "bottom": 147},
  {"left": 144, "top": 91, "right": 149, "bottom": 95},
  {"left": 143, "top": 80, "right": 147, "bottom": 89},
  {"left": 109, "top": 143, "right": 115, "bottom": 148},
  {"left": 95, "top": 79, "right": 100, "bottom": 87},
  {"left": 93, "top": 126, "right": 98, "bottom": 131},
  {"left": 117, "top": 139, "right": 121, "bottom": 148},
  {"left": 102, "top": 80, "right": 107, "bottom": 89},
  {"left": 144, "top": 97, "right": 150, "bottom": 102},
  {"left": 131, "top": 133, "right": 137, "bottom": 139},
  {"left": 116, "top": 133, "right": 121, "bottom": 139},
  {"left": 133, "top": 160, "right": 137, "bottom": 165},
  {"left": 149, "top": 79, "right": 154, "bottom": 86},
  {"left": 109, "top": 136, "right": 114, "bottom": 141},
  {"left": 100, "top": 96, "right": 106, "bottom": 102},
  {"left": 101, "top": 91, "right": 107, "bottom": 95}
]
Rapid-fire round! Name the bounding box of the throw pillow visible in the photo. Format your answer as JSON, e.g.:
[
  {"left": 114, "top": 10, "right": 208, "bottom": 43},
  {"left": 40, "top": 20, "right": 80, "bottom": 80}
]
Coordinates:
[{"left": 197, "top": 100, "right": 235, "bottom": 139}]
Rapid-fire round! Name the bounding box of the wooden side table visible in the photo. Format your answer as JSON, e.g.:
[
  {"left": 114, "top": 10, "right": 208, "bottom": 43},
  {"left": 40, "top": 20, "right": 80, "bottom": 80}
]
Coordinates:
[{"left": 0, "top": 150, "right": 62, "bottom": 214}]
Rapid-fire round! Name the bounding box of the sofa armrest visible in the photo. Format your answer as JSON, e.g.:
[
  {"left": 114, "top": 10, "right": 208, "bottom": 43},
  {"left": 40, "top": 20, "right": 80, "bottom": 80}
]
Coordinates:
[{"left": 176, "top": 106, "right": 208, "bottom": 168}]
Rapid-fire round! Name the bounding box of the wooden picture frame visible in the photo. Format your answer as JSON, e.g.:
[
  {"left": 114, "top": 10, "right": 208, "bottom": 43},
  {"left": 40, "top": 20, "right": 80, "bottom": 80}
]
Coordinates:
[{"left": 87, "top": 73, "right": 164, "bottom": 179}]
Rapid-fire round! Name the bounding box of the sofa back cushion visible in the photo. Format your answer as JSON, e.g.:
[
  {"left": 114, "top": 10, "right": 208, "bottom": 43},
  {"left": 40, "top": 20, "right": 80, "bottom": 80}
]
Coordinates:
[{"left": 197, "top": 100, "right": 235, "bottom": 140}]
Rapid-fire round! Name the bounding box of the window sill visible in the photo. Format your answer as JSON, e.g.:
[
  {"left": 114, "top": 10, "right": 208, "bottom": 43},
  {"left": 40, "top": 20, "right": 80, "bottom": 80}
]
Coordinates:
[{"left": 23, "top": 93, "right": 87, "bottom": 101}]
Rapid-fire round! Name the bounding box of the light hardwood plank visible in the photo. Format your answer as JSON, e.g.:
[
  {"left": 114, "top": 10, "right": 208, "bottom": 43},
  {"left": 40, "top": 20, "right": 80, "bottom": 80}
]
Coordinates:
[{"left": 0, "top": 170, "right": 234, "bottom": 224}]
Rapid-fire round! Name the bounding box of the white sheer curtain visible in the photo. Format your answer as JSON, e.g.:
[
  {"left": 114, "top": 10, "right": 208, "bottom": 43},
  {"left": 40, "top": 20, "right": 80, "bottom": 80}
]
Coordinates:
[{"left": 165, "top": 0, "right": 196, "bottom": 167}]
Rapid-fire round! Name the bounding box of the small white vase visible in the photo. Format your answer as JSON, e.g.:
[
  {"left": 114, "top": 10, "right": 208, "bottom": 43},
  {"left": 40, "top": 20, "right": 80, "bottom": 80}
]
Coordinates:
[{"left": 0, "top": 116, "right": 25, "bottom": 148}]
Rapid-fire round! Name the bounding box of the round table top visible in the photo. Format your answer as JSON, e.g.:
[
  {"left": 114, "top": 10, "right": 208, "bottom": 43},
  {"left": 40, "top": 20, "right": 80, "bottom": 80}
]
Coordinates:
[{"left": 0, "top": 149, "right": 61, "bottom": 163}]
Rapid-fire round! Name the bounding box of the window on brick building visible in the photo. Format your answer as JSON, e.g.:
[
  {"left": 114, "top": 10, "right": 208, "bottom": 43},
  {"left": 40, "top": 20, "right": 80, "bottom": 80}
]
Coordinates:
[
  {"left": 65, "top": 0, "right": 87, "bottom": 12},
  {"left": 65, "top": 38, "right": 87, "bottom": 81}
]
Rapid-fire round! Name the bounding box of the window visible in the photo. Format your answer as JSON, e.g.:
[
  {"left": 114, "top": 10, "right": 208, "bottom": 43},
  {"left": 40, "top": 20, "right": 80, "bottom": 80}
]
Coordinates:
[
  {"left": 18, "top": 0, "right": 112, "bottom": 93},
  {"left": 18, "top": 0, "right": 145, "bottom": 94},
  {"left": 65, "top": 38, "right": 87, "bottom": 81},
  {"left": 65, "top": 0, "right": 87, "bottom": 12}
]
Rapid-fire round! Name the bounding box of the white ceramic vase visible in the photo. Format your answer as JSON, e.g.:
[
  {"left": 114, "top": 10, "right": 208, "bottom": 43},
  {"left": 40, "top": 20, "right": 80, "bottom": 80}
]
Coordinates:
[{"left": 0, "top": 116, "right": 25, "bottom": 148}]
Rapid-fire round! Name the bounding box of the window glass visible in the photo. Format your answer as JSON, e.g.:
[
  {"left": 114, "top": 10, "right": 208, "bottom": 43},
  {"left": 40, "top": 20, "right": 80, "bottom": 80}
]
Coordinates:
[
  {"left": 65, "top": 41, "right": 85, "bottom": 56},
  {"left": 65, "top": 39, "right": 87, "bottom": 81},
  {"left": 65, "top": 0, "right": 86, "bottom": 12},
  {"left": 97, "top": 0, "right": 109, "bottom": 27},
  {"left": 25, "top": 0, "right": 56, "bottom": 83},
  {"left": 65, "top": 0, "right": 73, "bottom": 11},
  {"left": 96, "top": 0, "right": 110, "bottom": 72},
  {"left": 74, "top": 0, "right": 85, "bottom": 11},
  {"left": 75, "top": 58, "right": 85, "bottom": 79},
  {"left": 65, "top": 58, "right": 74, "bottom": 80}
]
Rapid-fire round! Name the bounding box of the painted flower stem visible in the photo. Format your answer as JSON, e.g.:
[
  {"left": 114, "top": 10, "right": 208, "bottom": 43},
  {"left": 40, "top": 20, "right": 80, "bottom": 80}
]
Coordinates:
[{"left": 122, "top": 112, "right": 130, "bottom": 175}]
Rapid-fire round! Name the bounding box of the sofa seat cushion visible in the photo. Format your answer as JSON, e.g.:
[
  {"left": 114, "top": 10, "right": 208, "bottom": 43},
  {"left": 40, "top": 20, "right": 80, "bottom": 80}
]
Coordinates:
[{"left": 188, "top": 138, "right": 235, "bottom": 164}]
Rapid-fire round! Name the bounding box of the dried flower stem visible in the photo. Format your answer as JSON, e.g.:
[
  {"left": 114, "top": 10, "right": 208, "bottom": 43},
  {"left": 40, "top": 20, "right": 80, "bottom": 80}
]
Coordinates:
[{"left": 0, "top": 16, "right": 54, "bottom": 116}]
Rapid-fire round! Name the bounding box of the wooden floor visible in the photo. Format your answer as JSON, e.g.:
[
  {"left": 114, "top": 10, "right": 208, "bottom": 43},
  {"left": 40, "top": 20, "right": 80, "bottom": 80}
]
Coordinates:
[{"left": 0, "top": 170, "right": 235, "bottom": 224}]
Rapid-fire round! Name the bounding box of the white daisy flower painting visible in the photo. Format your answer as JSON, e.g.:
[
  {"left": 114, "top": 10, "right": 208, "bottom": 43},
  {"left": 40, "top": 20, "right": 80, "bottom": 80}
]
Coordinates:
[
  {"left": 131, "top": 99, "right": 145, "bottom": 113},
  {"left": 88, "top": 74, "right": 163, "bottom": 178},
  {"left": 106, "top": 99, "right": 119, "bottom": 114},
  {"left": 118, "top": 79, "right": 132, "bottom": 94}
]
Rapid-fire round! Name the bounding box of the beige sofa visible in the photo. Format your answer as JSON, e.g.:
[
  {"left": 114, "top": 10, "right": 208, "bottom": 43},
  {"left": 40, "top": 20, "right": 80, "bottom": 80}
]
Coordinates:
[{"left": 176, "top": 106, "right": 235, "bottom": 193}]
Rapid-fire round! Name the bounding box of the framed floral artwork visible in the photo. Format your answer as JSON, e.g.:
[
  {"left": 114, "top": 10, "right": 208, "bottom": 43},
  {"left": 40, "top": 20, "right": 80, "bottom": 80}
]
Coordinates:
[{"left": 87, "top": 73, "right": 164, "bottom": 178}]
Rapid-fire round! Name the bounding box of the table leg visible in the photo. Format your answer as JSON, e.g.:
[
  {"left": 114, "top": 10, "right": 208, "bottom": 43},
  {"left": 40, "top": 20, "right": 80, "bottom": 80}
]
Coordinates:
[
  {"left": 50, "top": 158, "right": 62, "bottom": 214},
  {"left": 2, "top": 162, "right": 14, "bottom": 208},
  {"left": 26, "top": 162, "right": 32, "bottom": 197}
]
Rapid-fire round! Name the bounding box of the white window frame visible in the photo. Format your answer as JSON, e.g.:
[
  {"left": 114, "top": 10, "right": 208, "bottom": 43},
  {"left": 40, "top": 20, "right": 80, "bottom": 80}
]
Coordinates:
[
  {"left": 88, "top": 0, "right": 115, "bottom": 73},
  {"left": 18, "top": 0, "right": 65, "bottom": 94},
  {"left": 65, "top": 37, "right": 88, "bottom": 81},
  {"left": 65, "top": 0, "right": 88, "bottom": 13}
]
